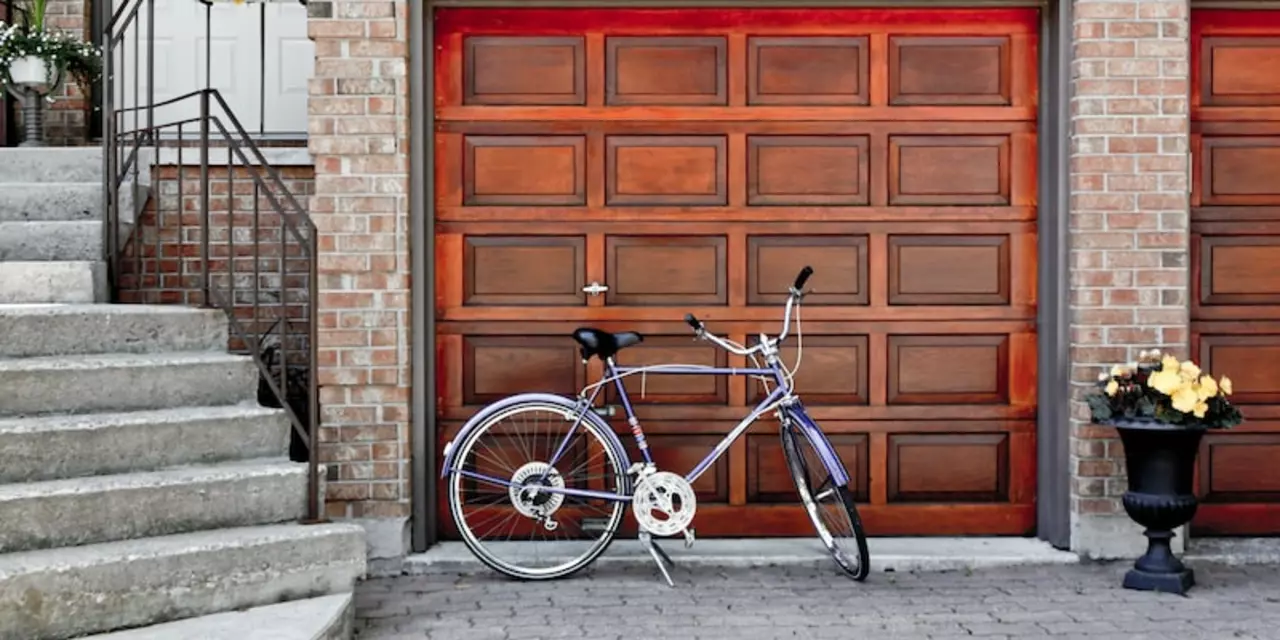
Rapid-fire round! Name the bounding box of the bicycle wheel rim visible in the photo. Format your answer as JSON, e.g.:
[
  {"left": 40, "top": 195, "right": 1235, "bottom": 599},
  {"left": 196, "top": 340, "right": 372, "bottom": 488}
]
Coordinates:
[
  {"left": 781, "top": 424, "right": 869, "bottom": 579},
  {"left": 448, "top": 402, "right": 628, "bottom": 579}
]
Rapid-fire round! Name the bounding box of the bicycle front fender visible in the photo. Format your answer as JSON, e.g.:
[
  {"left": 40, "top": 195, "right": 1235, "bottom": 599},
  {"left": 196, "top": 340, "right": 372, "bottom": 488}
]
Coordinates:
[
  {"left": 785, "top": 403, "right": 852, "bottom": 487},
  {"left": 439, "top": 393, "right": 628, "bottom": 479}
]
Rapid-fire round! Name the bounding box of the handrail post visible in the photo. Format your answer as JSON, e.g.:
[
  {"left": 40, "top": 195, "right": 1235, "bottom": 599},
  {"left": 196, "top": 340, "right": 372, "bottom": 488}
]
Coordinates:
[
  {"left": 199, "top": 90, "right": 211, "bottom": 307},
  {"left": 308, "top": 230, "right": 320, "bottom": 522}
]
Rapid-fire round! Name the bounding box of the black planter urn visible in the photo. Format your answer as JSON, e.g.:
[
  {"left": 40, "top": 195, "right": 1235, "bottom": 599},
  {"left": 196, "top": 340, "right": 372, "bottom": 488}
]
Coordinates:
[{"left": 1110, "top": 418, "right": 1205, "bottom": 595}]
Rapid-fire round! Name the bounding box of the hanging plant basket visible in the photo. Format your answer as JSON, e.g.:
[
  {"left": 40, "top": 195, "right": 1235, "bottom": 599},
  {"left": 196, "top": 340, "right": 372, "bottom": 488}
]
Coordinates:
[{"left": 1088, "top": 350, "right": 1243, "bottom": 595}]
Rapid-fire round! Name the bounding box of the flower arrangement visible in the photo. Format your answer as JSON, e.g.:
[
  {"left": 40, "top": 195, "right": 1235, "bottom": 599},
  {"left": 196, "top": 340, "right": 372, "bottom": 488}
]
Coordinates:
[
  {"left": 0, "top": 0, "right": 102, "bottom": 96},
  {"left": 1087, "top": 349, "right": 1243, "bottom": 429}
]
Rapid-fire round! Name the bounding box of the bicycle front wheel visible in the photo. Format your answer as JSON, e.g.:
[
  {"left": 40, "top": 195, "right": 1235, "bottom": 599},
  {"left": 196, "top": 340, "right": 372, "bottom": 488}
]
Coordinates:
[{"left": 780, "top": 418, "right": 870, "bottom": 581}]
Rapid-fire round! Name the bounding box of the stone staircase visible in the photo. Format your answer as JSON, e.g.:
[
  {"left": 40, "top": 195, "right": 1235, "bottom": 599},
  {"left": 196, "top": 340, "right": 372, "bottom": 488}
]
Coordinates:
[{"left": 0, "top": 149, "right": 366, "bottom": 640}]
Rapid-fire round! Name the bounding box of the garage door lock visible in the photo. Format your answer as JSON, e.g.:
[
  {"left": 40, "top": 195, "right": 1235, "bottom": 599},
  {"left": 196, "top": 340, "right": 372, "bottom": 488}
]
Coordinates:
[{"left": 582, "top": 281, "right": 608, "bottom": 296}]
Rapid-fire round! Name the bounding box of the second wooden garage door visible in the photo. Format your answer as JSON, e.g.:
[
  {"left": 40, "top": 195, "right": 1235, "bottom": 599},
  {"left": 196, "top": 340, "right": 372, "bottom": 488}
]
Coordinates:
[
  {"left": 1191, "top": 9, "right": 1280, "bottom": 535},
  {"left": 434, "top": 8, "right": 1040, "bottom": 536}
]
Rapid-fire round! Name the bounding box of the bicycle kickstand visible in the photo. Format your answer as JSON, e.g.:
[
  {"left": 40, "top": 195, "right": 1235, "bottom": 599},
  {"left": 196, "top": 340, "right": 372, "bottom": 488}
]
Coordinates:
[{"left": 638, "top": 530, "right": 676, "bottom": 587}]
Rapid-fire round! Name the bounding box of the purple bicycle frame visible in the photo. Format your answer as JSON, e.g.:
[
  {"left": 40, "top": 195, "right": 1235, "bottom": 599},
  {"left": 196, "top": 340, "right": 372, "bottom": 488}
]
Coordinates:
[{"left": 448, "top": 358, "right": 850, "bottom": 502}]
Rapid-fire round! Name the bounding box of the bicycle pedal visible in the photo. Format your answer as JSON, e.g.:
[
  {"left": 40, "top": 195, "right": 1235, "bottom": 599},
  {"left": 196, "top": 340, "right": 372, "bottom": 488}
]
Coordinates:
[{"left": 683, "top": 528, "right": 696, "bottom": 549}]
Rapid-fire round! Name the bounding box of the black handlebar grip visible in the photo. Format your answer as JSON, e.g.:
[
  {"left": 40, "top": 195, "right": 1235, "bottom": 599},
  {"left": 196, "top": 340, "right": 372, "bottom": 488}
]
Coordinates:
[
  {"left": 793, "top": 266, "right": 814, "bottom": 291},
  {"left": 684, "top": 313, "right": 704, "bottom": 332}
]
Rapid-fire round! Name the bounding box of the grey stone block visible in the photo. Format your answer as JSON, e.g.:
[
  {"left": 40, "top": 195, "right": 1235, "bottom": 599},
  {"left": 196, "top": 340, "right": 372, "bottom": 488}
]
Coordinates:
[
  {"left": 0, "top": 523, "right": 366, "bottom": 640},
  {"left": 0, "top": 148, "right": 102, "bottom": 183},
  {"left": 0, "top": 261, "right": 107, "bottom": 303},
  {"left": 0, "top": 183, "right": 101, "bottom": 222},
  {"left": 0, "top": 221, "right": 102, "bottom": 261},
  {"left": 83, "top": 592, "right": 354, "bottom": 640},
  {"left": 0, "top": 304, "right": 227, "bottom": 358},
  {"left": 0, "top": 458, "right": 307, "bottom": 553},
  {"left": 0, "top": 405, "right": 289, "bottom": 484},
  {"left": 0, "top": 352, "right": 259, "bottom": 417}
]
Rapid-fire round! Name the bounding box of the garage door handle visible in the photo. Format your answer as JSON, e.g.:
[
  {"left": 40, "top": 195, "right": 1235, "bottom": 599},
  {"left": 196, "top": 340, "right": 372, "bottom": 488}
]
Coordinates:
[{"left": 583, "top": 282, "right": 609, "bottom": 296}]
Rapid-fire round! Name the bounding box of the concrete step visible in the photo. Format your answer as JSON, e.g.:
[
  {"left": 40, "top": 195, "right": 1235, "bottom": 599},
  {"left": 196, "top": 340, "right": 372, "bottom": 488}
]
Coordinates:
[
  {"left": 84, "top": 593, "right": 354, "bottom": 640},
  {"left": 0, "top": 221, "right": 102, "bottom": 261},
  {"left": 0, "top": 523, "right": 367, "bottom": 640},
  {"left": 0, "top": 261, "right": 106, "bottom": 303},
  {"left": 0, "top": 183, "right": 100, "bottom": 222},
  {"left": 0, "top": 148, "right": 102, "bottom": 183},
  {"left": 0, "top": 304, "right": 227, "bottom": 358},
  {"left": 0, "top": 352, "right": 258, "bottom": 417},
  {"left": 0, "top": 405, "right": 289, "bottom": 484},
  {"left": 0, "top": 458, "right": 306, "bottom": 553}
]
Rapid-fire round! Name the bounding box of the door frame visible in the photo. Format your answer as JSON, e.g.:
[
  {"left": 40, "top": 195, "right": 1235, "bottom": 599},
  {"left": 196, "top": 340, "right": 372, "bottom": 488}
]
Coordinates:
[{"left": 407, "top": 0, "right": 1074, "bottom": 552}]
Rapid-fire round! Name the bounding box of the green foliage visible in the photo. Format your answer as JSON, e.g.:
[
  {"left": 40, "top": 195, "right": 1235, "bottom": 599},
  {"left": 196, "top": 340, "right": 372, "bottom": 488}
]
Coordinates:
[{"left": 0, "top": 11, "right": 102, "bottom": 96}]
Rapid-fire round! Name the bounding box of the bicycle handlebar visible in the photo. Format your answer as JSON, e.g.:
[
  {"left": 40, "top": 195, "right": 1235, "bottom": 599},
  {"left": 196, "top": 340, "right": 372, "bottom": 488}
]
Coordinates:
[{"left": 686, "top": 266, "right": 810, "bottom": 356}]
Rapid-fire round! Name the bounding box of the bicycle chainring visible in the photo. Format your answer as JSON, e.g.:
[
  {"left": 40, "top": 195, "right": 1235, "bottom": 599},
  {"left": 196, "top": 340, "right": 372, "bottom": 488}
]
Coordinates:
[{"left": 631, "top": 471, "right": 697, "bottom": 537}]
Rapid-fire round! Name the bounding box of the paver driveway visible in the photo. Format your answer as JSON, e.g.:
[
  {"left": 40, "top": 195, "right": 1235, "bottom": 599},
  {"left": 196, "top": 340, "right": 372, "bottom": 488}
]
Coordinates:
[{"left": 354, "top": 562, "right": 1280, "bottom": 639}]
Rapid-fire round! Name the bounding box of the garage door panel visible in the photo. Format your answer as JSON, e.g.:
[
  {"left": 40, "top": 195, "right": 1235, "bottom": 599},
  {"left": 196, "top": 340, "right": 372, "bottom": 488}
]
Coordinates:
[
  {"left": 747, "top": 136, "right": 871, "bottom": 206},
  {"left": 605, "top": 235, "right": 728, "bottom": 306},
  {"left": 609, "top": 335, "right": 729, "bottom": 405},
  {"left": 1197, "top": 334, "right": 1280, "bottom": 405},
  {"left": 606, "top": 135, "right": 728, "bottom": 206},
  {"left": 463, "top": 136, "right": 587, "bottom": 206},
  {"left": 1200, "top": 137, "right": 1280, "bottom": 205},
  {"left": 889, "top": 135, "right": 1011, "bottom": 206},
  {"left": 462, "top": 236, "right": 587, "bottom": 307},
  {"left": 464, "top": 36, "right": 586, "bottom": 106},
  {"left": 606, "top": 36, "right": 728, "bottom": 106},
  {"left": 889, "top": 234, "right": 1011, "bottom": 306},
  {"left": 887, "top": 433, "right": 1009, "bottom": 502},
  {"left": 1197, "top": 235, "right": 1280, "bottom": 306},
  {"left": 747, "top": 235, "right": 869, "bottom": 306},
  {"left": 1200, "top": 433, "right": 1280, "bottom": 501},
  {"left": 748, "top": 37, "right": 869, "bottom": 106},
  {"left": 890, "top": 36, "right": 1012, "bottom": 106},
  {"left": 747, "top": 335, "right": 871, "bottom": 406},
  {"left": 436, "top": 7, "right": 1038, "bottom": 537},
  {"left": 461, "top": 336, "right": 586, "bottom": 405},
  {"left": 1199, "top": 36, "right": 1280, "bottom": 107}
]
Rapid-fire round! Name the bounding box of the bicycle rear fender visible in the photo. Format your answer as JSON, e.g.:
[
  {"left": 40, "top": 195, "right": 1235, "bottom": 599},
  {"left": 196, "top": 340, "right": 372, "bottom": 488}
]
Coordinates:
[
  {"left": 785, "top": 403, "right": 852, "bottom": 487},
  {"left": 439, "top": 393, "right": 630, "bottom": 479}
]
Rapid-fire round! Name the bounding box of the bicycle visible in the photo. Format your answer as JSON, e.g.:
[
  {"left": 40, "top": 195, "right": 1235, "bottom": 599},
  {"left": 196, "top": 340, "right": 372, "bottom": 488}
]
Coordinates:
[{"left": 440, "top": 266, "right": 870, "bottom": 585}]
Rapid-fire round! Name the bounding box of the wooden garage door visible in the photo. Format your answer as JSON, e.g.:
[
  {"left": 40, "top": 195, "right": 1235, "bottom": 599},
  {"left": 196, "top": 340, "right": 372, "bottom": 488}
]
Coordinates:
[
  {"left": 1191, "top": 9, "right": 1280, "bottom": 535},
  {"left": 434, "top": 8, "right": 1039, "bottom": 537}
]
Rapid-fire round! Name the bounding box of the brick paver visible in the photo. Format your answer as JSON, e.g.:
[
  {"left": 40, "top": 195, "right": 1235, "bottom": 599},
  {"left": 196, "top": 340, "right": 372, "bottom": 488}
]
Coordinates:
[{"left": 354, "top": 562, "right": 1280, "bottom": 639}]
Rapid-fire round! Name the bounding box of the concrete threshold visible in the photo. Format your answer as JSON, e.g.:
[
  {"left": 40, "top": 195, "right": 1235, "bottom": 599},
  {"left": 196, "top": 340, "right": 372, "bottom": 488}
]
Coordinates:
[{"left": 388, "top": 537, "right": 1079, "bottom": 578}]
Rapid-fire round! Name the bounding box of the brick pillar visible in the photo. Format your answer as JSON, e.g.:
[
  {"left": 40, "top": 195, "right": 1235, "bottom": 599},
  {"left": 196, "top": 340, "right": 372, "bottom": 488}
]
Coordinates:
[
  {"left": 1069, "top": 0, "right": 1192, "bottom": 557},
  {"left": 44, "top": 0, "right": 92, "bottom": 144},
  {"left": 307, "top": 0, "right": 412, "bottom": 560}
]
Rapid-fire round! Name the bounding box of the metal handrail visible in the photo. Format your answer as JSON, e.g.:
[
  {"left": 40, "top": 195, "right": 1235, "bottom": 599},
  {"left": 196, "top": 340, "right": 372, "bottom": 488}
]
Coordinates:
[{"left": 101, "top": 0, "right": 322, "bottom": 521}]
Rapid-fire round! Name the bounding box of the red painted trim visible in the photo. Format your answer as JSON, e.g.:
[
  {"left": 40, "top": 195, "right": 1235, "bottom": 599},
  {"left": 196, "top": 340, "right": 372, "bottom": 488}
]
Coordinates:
[{"left": 436, "top": 8, "right": 1040, "bottom": 37}]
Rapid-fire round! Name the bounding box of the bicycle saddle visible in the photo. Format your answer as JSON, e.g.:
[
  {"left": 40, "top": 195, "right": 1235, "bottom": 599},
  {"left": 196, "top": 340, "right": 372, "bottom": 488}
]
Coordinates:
[{"left": 572, "top": 328, "right": 643, "bottom": 362}]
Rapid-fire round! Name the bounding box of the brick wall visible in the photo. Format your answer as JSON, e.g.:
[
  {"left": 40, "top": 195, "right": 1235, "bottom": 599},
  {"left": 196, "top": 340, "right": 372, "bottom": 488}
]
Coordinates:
[
  {"left": 1068, "top": 0, "right": 1191, "bottom": 556},
  {"left": 307, "top": 0, "right": 412, "bottom": 553},
  {"left": 43, "top": 0, "right": 92, "bottom": 144}
]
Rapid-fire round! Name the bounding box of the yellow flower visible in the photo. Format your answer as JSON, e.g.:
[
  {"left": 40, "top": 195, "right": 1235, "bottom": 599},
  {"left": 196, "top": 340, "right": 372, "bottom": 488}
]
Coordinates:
[
  {"left": 1105, "top": 380, "right": 1120, "bottom": 396},
  {"left": 1149, "top": 368, "right": 1182, "bottom": 395},
  {"left": 1180, "top": 360, "right": 1201, "bottom": 380},
  {"left": 1111, "top": 365, "right": 1130, "bottom": 378},
  {"left": 1220, "top": 376, "right": 1233, "bottom": 396},
  {"left": 1193, "top": 401, "right": 1209, "bottom": 418},
  {"left": 1171, "top": 385, "right": 1199, "bottom": 413},
  {"left": 1197, "top": 375, "right": 1218, "bottom": 400},
  {"left": 1162, "top": 354, "right": 1180, "bottom": 371}
]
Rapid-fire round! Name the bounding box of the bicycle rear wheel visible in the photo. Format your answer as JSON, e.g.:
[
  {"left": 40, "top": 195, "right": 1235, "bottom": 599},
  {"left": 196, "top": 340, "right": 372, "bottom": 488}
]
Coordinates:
[{"left": 780, "top": 418, "right": 870, "bottom": 581}]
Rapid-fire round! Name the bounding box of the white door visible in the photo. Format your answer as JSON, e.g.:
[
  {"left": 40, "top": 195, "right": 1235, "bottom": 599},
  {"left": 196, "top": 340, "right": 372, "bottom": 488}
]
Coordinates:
[{"left": 113, "top": 0, "right": 313, "bottom": 136}]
